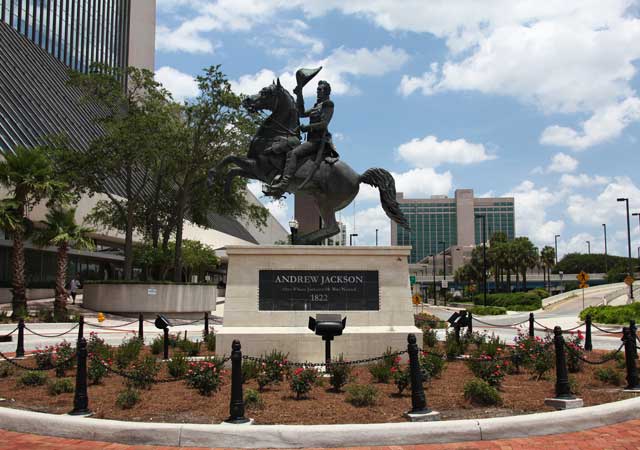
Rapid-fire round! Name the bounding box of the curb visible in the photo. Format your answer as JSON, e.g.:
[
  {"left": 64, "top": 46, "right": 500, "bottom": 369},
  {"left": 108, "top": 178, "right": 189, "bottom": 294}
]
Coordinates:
[{"left": 1, "top": 396, "right": 640, "bottom": 448}]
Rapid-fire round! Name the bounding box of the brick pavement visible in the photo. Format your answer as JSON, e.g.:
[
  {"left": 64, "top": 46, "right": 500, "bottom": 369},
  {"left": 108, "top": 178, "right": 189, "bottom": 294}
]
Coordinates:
[{"left": 2, "top": 419, "right": 640, "bottom": 450}]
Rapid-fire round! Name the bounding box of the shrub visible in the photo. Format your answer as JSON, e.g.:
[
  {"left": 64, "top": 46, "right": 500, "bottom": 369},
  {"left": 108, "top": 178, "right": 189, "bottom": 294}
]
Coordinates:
[
  {"left": 414, "top": 312, "right": 447, "bottom": 329},
  {"left": 391, "top": 365, "right": 411, "bottom": 395},
  {"left": 47, "top": 378, "right": 74, "bottom": 396},
  {"left": 52, "top": 340, "right": 75, "bottom": 377},
  {"left": 256, "top": 350, "right": 288, "bottom": 390},
  {"left": 466, "top": 353, "right": 506, "bottom": 387},
  {"left": 472, "top": 293, "right": 542, "bottom": 311},
  {"left": 329, "top": 355, "right": 352, "bottom": 392},
  {"left": 467, "top": 306, "right": 506, "bottom": 316},
  {"left": 18, "top": 371, "right": 47, "bottom": 387},
  {"left": 87, "top": 332, "right": 111, "bottom": 360},
  {"left": 289, "top": 366, "right": 318, "bottom": 399},
  {"left": 167, "top": 352, "right": 189, "bottom": 378},
  {"left": 116, "top": 388, "right": 140, "bottom": 409},
  {"left": 242, "top": 359, "right": 260, "bottom": 383},
  {"left": 345, "top": 384, "right": 378, "bottom": 406},
  {"left": 595, "top": 367, "right": 623, "bottom": 385},
  {"left": 204, "top": 333, "right": 216, "bottom": 352},
  {"left": 115, "top": 336, "right": 142, "bottom": 369},
  {"left": 150, "top": 335, "right": 164, "bottom": 355},
  {"left": 0, "top": 363, "right": 13, "bottom": 378},
  {"left": 419, "top": 351, "right": 446, "bottom": 380},
  {"left": 568, "top": 375, "right": 580, "bottom": 395},
  {"left": 176, "top": 338, "right": 200, "bottom": 356},
  {"left": 478, "top": 334, "right": 506, "bottom": 358},
  {"left": 88, "top": 354, "right": 110, "bottom": 385},
  {"left": 34, "top": 346, "right": 55, "bottom": 370},
  {"left": 368, "top": 361, "right": 393, "bottom": 383},
  {"left": 579, "top": 302, "right": 640, "bottom": 324},
  {"left": 513, "top": 331, "right": 554, "bottom": 380},
  {"left": 565, "top": 331, "right": 585, "bottom": 373},
  {"left": 126, "top": 356, "right": 159, "bottom": 390},
  {"left": 186, "top": 358, "right": 224, "bottom": 396},
  {"left": 244, "top": 388, "right": 264, "bottom": 409},
  {"left": 422, "top": 327, "right": 438, "bottom": 348},
  {"left": 445, "top": 331, "right": 467, "bottom": 359},
  {"left": 463, "top": 378, "right": 502, "bottom": 406}
]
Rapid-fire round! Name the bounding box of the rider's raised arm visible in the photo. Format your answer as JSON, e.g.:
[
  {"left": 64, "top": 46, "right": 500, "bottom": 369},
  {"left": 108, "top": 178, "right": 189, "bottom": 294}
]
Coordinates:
[
  {"left": 296, "top": 91, "right": 309, "bottom": 117},
  {"left": 306, "top": 100, "right": 334, "bottom": 133}
]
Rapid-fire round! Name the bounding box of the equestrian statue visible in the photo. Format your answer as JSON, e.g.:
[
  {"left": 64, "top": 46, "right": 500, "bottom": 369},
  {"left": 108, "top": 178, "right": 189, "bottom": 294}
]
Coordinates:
[{"left": 210, "top": 67, "right": 410, "bottom": 245}]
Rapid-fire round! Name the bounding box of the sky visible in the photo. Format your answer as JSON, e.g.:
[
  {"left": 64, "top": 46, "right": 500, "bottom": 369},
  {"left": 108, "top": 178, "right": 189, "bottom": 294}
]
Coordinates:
[{"left": 154, "top": 0, "right": 640, "bottom": 259}]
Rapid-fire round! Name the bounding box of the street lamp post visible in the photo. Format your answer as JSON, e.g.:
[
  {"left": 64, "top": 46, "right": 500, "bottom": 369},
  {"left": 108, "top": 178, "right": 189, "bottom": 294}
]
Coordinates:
[
  {"left": 349, "top": 233, "right": 358, "bottom": 246},
  {"left": 554, "top": 234, "right": 560, "bottom": 265},
  {"left": 432, "top": 254, "right": 437, "bottom": 305},
  {"left": 475, "top": 214, "right": 488, "bottom": 307},
  {"left": 617, "top": 198, "right": 634, "bottom": 300},
  {"left": 289, "top": 219, "right": 299, "bottom": 245},
  {"left": 603, "top": 224, "right": 608, "bottom": 274},
  {"left": 586, "top": 240, "right": 590, "bottom": 255},
  {"left": 375, "top": 229, "right": 378, "bottom": 246},
  {"left": 439, "top": 241, "right": 446, "bottom": 305}
]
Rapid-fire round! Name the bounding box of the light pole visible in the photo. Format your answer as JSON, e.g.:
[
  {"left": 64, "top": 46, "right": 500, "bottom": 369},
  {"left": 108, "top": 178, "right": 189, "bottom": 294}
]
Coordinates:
[
  {"left": 586, "top": 240, "right": 590, "bottom": 255},
  {"left": 554, "top": 234, "right": 560, "bottom": 265},
  {"left": 617, "top": 198, "right": 634, "bottom": 300},
  {"left": 349, "top": 233, "right": 358, "bottom": 246},
  {"left": 439, "top": 241, "right": 446, "bottom": 305},
  {"left": 603, "top": 223, "right": 608, "bottom": 274},
  {"left": 475, "top": 214, "right": 488, "bottom": 307},
  {"left": 432, "top": 254, "right": 437, "bottom": 305},
  {"left": 375, "top": 228, "right": 378, "bottom": 246},
  {"left": 289, "top": 219, "right": 299, "bottom": 245}
]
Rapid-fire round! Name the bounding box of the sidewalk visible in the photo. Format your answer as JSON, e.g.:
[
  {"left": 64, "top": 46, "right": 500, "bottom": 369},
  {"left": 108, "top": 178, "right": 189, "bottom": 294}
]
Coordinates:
[{"left": 2, "top": 418, "right": 640, "bottom": 449}]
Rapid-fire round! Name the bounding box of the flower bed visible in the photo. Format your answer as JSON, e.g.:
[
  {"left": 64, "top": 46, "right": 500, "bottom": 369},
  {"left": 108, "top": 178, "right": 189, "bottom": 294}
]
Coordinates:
[{"left": 0, "top": 332, "right": 635, "bottom": 425}]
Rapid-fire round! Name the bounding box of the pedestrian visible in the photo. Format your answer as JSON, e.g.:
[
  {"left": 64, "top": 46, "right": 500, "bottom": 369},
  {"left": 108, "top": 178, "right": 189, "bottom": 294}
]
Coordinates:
[{"left": 69, "top": 273, "right": 81, "bottom": 305}]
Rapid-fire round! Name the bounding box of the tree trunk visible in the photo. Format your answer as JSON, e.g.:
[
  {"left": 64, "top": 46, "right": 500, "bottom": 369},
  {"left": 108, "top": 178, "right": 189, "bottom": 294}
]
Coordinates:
[
  {"left": 543, "top": 266, "right": 546, "bottom": 291},
  {"left": 124, "top": 202, "right": 134, "bottom": 280},
  {"left": 173, "top": 190, "right": 187, "bottom": 283},
  {"left": 54, "top": 244, "right": 68, "bottom": 320},
  {"left": 523, "top": 269, "right": 527, "bottom": 291},
  {"left": 11, "top": 229, "right": 27, "bottom": 318}
]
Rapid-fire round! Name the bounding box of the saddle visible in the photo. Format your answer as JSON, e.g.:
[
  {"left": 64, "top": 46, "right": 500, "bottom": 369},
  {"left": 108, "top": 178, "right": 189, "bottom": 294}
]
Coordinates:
[{"left": 267, "top": 136, "right": 340, "bottom": 164}]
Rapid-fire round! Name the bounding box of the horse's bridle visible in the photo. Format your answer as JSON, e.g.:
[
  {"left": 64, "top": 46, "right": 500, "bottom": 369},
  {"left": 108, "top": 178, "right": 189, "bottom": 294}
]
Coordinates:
[{"left": 257, "top": 85, "right": 299, "bottom": 137}]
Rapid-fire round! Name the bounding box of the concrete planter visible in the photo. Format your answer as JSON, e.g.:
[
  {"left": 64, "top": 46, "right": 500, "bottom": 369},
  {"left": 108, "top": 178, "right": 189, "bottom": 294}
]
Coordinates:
[
  {"left": 0, "top": 288, "right": 55, "bottom": 304},
  {"left": 82, "top": 283, "right": 216, "bottom": 314}
]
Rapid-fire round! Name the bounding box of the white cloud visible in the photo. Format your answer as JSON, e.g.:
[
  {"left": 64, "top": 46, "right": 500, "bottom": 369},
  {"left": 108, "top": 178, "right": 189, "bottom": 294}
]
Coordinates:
[
  {"left": 503, "top": 180, "right": 564, "bottom": 247},
  {"left": 156, "top": 17, "right": 221, "bottom": 54},
  {"left": 540, "top": 97, "right": 640, "bottom": 150},
  {"left": 347, "top": 206, "right": 391, "bottom": 246},
  {"left": 231, "top": 45, "right": 409, "bottom": 96},
  {"left": 155, "top": 66, "right": 199, "bottom": 102},
  {"left": 547, "top": 152, "right": 578, "bottom": 173},
  {"left": 397, "top": 135, "right": 495, "bottom": 168},
  {"left": 566, "top": 176, "right": 640, "bottom": 226},
  {"left": 559, "top": 174, "right": 610, "bottom": 189}
]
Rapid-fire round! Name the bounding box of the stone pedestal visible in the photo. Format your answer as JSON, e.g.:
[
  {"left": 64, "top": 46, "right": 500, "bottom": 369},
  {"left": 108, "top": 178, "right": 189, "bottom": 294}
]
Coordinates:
[
  {"left": 544, "top": 397, "right": 584, "bottom": 410},
  {"left": 217, "top": 246, "right": 421, "bottom": 363}
]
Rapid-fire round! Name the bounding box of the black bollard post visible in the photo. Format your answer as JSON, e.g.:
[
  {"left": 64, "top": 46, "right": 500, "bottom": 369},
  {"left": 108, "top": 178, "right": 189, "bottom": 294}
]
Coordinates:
[
  {"left": 163, "top": 328, "right": 169, "bottom": 360},
  {"left": 16, "top": 318, "right": 25, "bottom": 358},
  {"left": 529, "top": 313, "right": 535, "bottom": 338},
  {"left": 69, "top": 337, "right": 91, "bottom": 415},
  {"left": 584, "top": 314, "right": 592, "bottom": 352},
  {"left": 407, "top": 333, "right": 430, "bottom": 415},
  {"left": 454, "top": 323, "right": 461, "bottom": 344},
  {"left": 622, "top": 327, "right": 640, "bottom": 390},
  {"left": 204, "top": 312, "right": 209, "bottom": 338},
  {"left": 466, "top": 311, "right": 473, "bottom": 336},
  {"left": 138, "top": 313, "right": 144, "bottom": 342},
  {"left": 630, "top": 320, "right": 638, "bottom": 359},
  {"left": 553, "top": 326, "right": 574, "bottom": 399},
  {"left": 77, "top": 316, "right": 84, "bottom": 342},
  {"left": 226, "top": 339, "right": 250, "bottom": 424}
]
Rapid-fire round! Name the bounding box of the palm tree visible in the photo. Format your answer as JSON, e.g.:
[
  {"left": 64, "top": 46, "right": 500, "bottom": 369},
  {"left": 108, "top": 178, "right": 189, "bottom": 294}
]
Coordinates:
[
  {"left": 540, "top": 246, "right": 556, "bottom": 293},
  {"left": 513, "top": 237, "right": 539, "bottom": 291},
  {"left": 33, "top": 207, "right": 94, "bottom": 319},
  {"left": 0, "top": 146, "right": 67, "bottom": 317}
]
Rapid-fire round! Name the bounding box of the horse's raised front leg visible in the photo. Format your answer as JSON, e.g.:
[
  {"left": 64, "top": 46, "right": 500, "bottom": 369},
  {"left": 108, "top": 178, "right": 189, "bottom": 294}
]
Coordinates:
[{"left": 224, "top": 168, "right": 255, "bottom": 196}]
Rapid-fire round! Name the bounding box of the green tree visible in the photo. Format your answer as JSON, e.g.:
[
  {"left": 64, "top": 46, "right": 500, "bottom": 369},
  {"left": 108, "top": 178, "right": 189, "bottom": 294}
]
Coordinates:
[
  {"left": 180, "top": 240, "right": 219, "bottom": 282},
  {"left": 540, "top": 246, "right": 556, "bottom": 292},
  {"left": 167, "top": 65, "right": 267, "bottom": 281},
  {"left": 0, "top": 146, "right": 67, "bottom": 317},
  {"left": 513, "top": 237, "right": 539, "bottom": 290},
  {"left": 54, "top": 65, "right": 178, "bottom": 280},
  {"left": 32, "top": 207, "right": 94, "bottom": 319}
]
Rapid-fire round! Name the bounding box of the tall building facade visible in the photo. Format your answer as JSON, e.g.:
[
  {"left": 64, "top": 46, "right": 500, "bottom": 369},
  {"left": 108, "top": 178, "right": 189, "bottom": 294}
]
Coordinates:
[{"left": 391, "top": 189, "right": 515, "bottom": 270}]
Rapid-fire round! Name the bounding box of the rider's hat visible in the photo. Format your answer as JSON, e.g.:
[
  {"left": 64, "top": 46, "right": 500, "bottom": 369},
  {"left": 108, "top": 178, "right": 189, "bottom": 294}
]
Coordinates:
[{"left": 295, "top": 67, "right": 323, "bottom": 91}]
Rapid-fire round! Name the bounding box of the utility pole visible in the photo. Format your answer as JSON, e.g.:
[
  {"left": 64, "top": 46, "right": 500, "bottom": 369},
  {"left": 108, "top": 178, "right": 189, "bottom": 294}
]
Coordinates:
[
  {"left": 603, "top": 224, "right": 608, "bottom": 274},
  {"left": 554, "top": 234, "right": 560, "bottom": 265},
  {"left": 618, "top": 198, "right": 634, "bottom": 300},
  {"left": 475, "top": 214, "right": 488, "bottom": 307}
]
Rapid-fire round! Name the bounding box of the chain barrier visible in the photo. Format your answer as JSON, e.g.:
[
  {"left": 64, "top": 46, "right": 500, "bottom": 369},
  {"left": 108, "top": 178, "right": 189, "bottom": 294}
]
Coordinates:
[
  {"left": 561, "top": 323, "right": 585, "bottom": 332},
  {"left": 85, "top": 319, "right": 139, "bottom": 329},
  {"left": 533, "top": 320, "right": 555, "bottom": 332},
  {"left": 242, "top": 350, "right": 408, "bottom": 368},
  {"left": 471, "top": 317, "right": 528, "bottom": 328},
  {"left": 591, "top": 324, "right": 622, "bottom": 334},
  {"left": 0, "top": 349, "right": 77, "bottom": 371},
  {"left": 170, "top": 318, "right": 204, "bottom": 326},
  {"left": 562, "top": 342, "right": 624, "bottom": 365},
  {"left": 24, "top": 323, "right": 79, "bottom": 338},
  {"left": 0, "top": 327, "right": 19, "bottom": 338}
]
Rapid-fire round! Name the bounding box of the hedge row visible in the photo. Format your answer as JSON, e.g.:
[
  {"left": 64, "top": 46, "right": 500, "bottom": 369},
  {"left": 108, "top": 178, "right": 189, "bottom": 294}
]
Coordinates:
[
  {"left": 469, "top": 289, "right": 548, "bottom": 311},
  {"left": 579, "top": 302, "right": 640, "bottom": 324}
]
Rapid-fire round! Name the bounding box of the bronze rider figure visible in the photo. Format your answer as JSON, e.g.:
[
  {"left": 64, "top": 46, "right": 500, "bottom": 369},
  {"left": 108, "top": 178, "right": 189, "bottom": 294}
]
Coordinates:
[{"left": 269, "top": 76, "right": 338, "bottom": 192}]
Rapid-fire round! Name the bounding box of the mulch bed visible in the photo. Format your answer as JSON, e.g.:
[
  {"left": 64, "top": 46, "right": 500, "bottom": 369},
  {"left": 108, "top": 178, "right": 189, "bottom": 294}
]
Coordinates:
[{"left": 0, "top": 344, "right": 637, "bottom": 425}]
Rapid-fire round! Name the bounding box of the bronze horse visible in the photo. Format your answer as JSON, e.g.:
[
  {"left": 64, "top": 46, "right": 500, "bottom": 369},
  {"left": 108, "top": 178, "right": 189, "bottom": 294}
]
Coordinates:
[{"left": 210, "top": 79, "right": 410, "bottom": 244}]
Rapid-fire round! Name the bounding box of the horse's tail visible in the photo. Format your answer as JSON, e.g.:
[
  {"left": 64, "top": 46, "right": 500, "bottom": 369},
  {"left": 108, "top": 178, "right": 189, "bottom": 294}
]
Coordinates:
[{"left": 360, "top": 168, "right": 410, "bottom": 230}]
